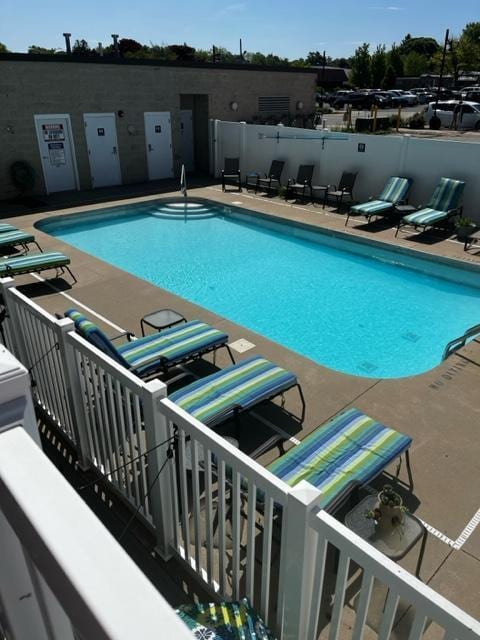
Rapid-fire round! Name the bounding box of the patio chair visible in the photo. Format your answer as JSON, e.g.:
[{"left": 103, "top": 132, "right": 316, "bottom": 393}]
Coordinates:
[
  {"left": 267, "top": 407, "right": 413, "bottom": 513},
  {"left": 285, "top": 164, "right": 315, "bottom": 202},
  {"left": 395, "top": 177, "right": 465, "bottom": 237},
  {"left": 221, "top": 158, "right": 242, "bottom": 192},
  {"left": 0, "top": 229, "right": 42, "bottom": 253},
  {"left": 65, "top": 309, "right": 234, "bottom": 380},
  {"left": 177, "top": 597, "right": 275, "bottom": 639},
  {"left": 169, "top": 355, "right": 305, "bottom": 431},
  {"left": 247, "top": 159, "right": 285, "bottom": 194},
  {"left": 345, "top": 176, "right": 413, "bottom": 226},
  {"left": 312, "top": 171, "right": 358, "bottom": 210},
  {"left": 0, "top": 223, "right": 18, "bottom": 233},
  {"left": 0, "top": 251, "right": 76, "bottom": 282}
]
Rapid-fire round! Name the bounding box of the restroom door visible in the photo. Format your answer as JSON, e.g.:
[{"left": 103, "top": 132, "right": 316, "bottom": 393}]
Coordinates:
[
  {"left": 34, "top": 115, "right": 79, "bottom": 193},
  {"left": 83, "top": 113, "right": 122, "bottom": 188},
  {"left": 181, "top": 109, "right": 194, "bottom": 171},
  {"left": 144, "top": 112, "right": 173, "bottom": 180}
]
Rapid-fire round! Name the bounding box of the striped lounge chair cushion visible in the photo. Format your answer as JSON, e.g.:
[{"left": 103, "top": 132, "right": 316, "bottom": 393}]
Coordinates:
[
  {"left": 267, "top": 407, "right": 411, "bottom": 511},
  {"left": 0, "top": 223, "right": 18, "bottom": 234},
  {"left": 170, "top": 356, "right": 297, "bottom": 426},
  {"left": 0, "top": 230, "right": 35, "bottom": 247},
  {"left": 0, "top": 251, "right": 69, "bottom": 276},
  {"left": 66, "top": 309, "right": 228, "bottom": 376},
  {"left": 351, "top": 177, "right": 412, "bottom": 216},
  {"left": 350, "top": 199, "right": 394, "bottom": 215},
  {"left": 402, "top": 207, "right": 449, "bottom": 226},
  {"left": 427, "top": 177, "right": 465, "bottom": 212}
]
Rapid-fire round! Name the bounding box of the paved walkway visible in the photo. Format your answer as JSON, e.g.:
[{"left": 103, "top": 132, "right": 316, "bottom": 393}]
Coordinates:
[{"left": 3, "top": 183, "right": 480, "bottom": 627}]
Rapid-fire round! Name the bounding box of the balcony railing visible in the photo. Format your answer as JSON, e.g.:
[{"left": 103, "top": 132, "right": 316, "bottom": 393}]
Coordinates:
[{"left": 2, "top": 275, "right": 479, "bottom": 640}]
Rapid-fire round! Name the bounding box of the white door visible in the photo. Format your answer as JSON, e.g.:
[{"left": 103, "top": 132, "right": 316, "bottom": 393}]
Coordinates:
[
  {"left": 83, "top": 113, "right": 121, "bottom": 188},
  {"left": 34, "top": 115, "right": 78, "bottom": 194},
  {"left": 180, "top": 109, "right": 194, "bottom": 171},
  {"left": 144, "top": 112, "right": 173, "bottom": 180}
]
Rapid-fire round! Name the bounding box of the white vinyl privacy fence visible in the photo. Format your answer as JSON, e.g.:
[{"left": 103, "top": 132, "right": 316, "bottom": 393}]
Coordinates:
[
  {"left": 210, "top": 120, "right": 480, "bottom": 222},
  {"left": 1, "top": 275, "right": 479, "bottom": 640}
]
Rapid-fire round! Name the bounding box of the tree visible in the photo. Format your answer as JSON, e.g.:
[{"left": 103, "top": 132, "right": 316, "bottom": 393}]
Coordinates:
[
  {"left": 382, "top": 65, "right": 396, "bottom": 89},
  {"left": 403, "top": 51, "right": 429, "bottom": 76},
  {"left": 28, "top": 45, "right": 57, "bottom": 54},
  {"left": 306, "top": 51, "right": 330, "bottom": 66},
  {"left": 350, "top": 43, "right": 371, "bottom": 88},
  {"left": 399, "top": 35, "right": 439, "bottom": 57},
  {"left": 370, "top": 45, "right": 387, "bottom": 87},
  {"left": 118, "top": 38, "right": 143, "bottom": 56},
  {"left": 330, "top": 57, "right": 351, "bottom": 68},
  {"left": 0, "top": 42, "right": 8, "bottom": 53},
  {"left": 72, "top": 39, "right": 93, "bottom": 55},
  {"left": 387, "top": 44, "right": 404, "bottom": 77},
  {"left": 457, "top": 22, "right": 480, "bottom": 71}
]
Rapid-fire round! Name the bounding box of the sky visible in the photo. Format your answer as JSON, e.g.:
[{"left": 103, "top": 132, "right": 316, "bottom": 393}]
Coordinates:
[{"left": 1, "top": 0, "right": 479, "bottom": 60}]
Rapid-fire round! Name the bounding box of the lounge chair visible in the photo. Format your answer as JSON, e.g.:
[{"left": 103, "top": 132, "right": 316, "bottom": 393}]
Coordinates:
[
  {"left": 65, "top": 309, "right": 234, "bottom": 379},
  {"left": 170, "top": 355, "right": 305, "bottom": 429},
  {"left": 345, "top": 176, "right": 412, "bottom": 226},
  {"left": 0, "top": 223, "right": 18, "bottom": 233},
  {"left": 221, "top": 158, "right": 242, "bottom": 192},
  {"left": 395, "top": 177, "right": 465, "bottom": 237},
  {"left": 0, "top": 251, "right": 76, "bottom": 282},
  {"left": 267, "top": 407, "right": 412, "bottom": 512},
  {"left": 312, "top": 171, "right": 358, "bottom": 210},
  {"left": 285, "top": 164, "right": 315, "bottom": 202},
  {"left": 246, "top": 160, "right": 285, "bottom": 194},
  {"left": 0, "top": 230, "right": 42, "bottom": 253}
]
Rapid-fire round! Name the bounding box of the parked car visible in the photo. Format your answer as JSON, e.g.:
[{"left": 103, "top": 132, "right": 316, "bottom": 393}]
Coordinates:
[
  {"left": 410, "top": 88, "right": 435, "bottom": 104},
  {"left": 424, "top": 100, "right": 480, "bottom": 130},
  {"left": 465, "top": 89, "right": 480, "bottom": 102},
  {"left": 333, "top": 91, "right": 382, "bottom": 109}
]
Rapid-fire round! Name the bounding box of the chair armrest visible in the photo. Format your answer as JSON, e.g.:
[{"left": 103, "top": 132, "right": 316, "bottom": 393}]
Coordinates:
[{"left": 110, "top": 330, "right": 136, "bottom": 342}]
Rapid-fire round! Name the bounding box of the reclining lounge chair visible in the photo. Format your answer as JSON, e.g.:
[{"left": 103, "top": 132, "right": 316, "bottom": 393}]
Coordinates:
[
  {"left": 0, "top": 229, "right": 42, "bottom": 253},
  {"left": 285, "top": 165, "right": 315, "bottom": 202},
  {"left": 395, "top": 177, "right": 465, "bottom": 237},
  {"left": 66, "top": 309, "right": 234, "bottom": 380},
  {"left": 0, "top": 223, "right": 18, "bottom": 234},
  {"left": 345, "top": 176, "right": 412, "bottom": 226},
  {"left": 170, "top": 355, "right": 305, "bottom": 429},
  {"left": 246, "top": 160, "right": 285, "bottom": 195},
  {"left": 267, "top": 407, "right": 412, "bottom": 512},
  {"left": 0, "top": 251, "right": 76, "bottom": 282}
]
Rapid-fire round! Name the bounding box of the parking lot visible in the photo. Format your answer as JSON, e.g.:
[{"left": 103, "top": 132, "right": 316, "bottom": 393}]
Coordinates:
[{"left": 318, "top": 106, "right": 420, "bottom": 129}]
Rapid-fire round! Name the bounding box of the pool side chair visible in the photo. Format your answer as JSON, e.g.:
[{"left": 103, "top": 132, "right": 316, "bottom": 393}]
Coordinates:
[
  {"left": 169, "top": 355, "right": 305, "bottom": 436},
  {"left": 285, "top": 164, "right": 315, "bottom": 203},
  {"left": 345, "top": 176, "right": 413, "bottom": 226},
  {"left": 267, "top": 407, "right": 413, "bottom": 513},
  {"left": 248, "top": 160, "right": 285, "bottom": 194},
  {"left": 0, "top": 230, "right": 42, "bottom": 253},
  {"left": 0, "top": 223, "right": 18, "bottom": 234},
  {"left": 395, "top": 177, "right": 465, "bottom": 237},
  {"left": 221, "top": 158, "right": 242, "bottom": 192},
  {"left": 0, "top": 251, "right": 76, "bottom": 282},
  {"left": 65, "top": 309, "right": 234, "bottom": 380},
  {"left": 314, "top": 171, "right": 357, "bottom": 210}
]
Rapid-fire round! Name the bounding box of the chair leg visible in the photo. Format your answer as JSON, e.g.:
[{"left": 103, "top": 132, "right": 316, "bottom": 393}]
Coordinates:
[
  {"left": 405, "top": 449, "right": 414, "bottom": 490},
  {"left": 395, "top": 222, "right": 402, "bottom": 238},
  {"left": 296, "top": 383, "right": 306, "bottom": 423},
  {"left": 345, "top": 212, "right": 350, "bottom": 227},
  {"left": 65, "top": 266, "right": 78, "bottom": 284},
  {"left": 225, "top": 344, "right": 236, "bottom": 365}
]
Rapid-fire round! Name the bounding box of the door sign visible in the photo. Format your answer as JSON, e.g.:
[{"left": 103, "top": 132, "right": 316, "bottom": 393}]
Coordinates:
[
  {"left": 48, "top": 142, "right": 66, "bottom": 165},
  {"left": 97, "top": 128, "right": 105, "bottom": 136},
  {"left": 155, "top": 125, "right": 162, "bottom": 133},
  {"left": 42, "top": 123, "right": 65, "bottom": 141}
]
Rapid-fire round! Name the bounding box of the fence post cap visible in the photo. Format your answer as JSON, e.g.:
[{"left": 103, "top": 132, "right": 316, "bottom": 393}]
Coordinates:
[{"left": 288, "top": 480, "right": 323, "bottom": 508}]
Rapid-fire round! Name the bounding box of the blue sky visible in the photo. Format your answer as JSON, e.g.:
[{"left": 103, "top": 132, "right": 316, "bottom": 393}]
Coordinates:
[{"left": 1, "top": 0, "right": 478, "bottom": 59}]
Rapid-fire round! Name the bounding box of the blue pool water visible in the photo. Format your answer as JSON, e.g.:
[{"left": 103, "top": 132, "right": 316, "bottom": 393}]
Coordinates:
[{"left": 39, "top": 200, "right": 480, "bottom": 378}]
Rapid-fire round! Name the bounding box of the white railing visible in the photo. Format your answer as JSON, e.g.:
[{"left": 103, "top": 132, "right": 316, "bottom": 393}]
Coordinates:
[{"left": 2, "top": 276, "right": 480, "bottom": 640}]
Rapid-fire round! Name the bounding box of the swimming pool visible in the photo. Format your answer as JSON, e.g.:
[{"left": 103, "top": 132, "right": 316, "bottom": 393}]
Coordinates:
[{"left": 38, "top": 198, "right": 480, "bottom": 378}]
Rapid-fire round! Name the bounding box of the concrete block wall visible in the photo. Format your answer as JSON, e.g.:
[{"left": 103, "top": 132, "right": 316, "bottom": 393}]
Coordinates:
[{"left": 0, "top": 58, "right": 316, "bottom": 200}]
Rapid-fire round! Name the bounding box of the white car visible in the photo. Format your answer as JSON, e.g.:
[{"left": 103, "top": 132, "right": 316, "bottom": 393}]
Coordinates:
[{"left": 425, "top": 100, "right": 480, "bottom": 130}]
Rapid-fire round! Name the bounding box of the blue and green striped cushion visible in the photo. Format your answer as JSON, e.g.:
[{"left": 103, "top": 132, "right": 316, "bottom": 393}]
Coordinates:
[
  {"left": 0, "top": 223, "right": 18, "bottom": 234},
  {"left": 427, "top": 177, "right": 465, "bottom": 212},
  {"left": 402, "top": 207, "right": 449, "bottom": 226},
  {"left": 0, "top": 230, "right": 35, "bottom": 247},
  {"left": 267, "top": 408, "right": 411, "bottom": 511},
  {"left": 0, "top": 251, "right": 69, "bottom": 276},
  {"left": 66, "top": 309, "right": 229, "bottom": 376},
  {"left": 378, "top": 176, "right": 412, "bottom": 203},
  {"left": 170, "top": 356, "right": 297, "bottom": 426},
  {"left": 350, "top": 199, "right": 394, "bottom": 215}
]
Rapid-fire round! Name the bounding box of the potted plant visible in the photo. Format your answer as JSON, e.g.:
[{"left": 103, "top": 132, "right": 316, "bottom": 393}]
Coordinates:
[
  {"left": 366, "top": 484, "right": 407, "bottom": 534},
  {"left": 455, "top": 216, "right": 476, "bottom": 241}
]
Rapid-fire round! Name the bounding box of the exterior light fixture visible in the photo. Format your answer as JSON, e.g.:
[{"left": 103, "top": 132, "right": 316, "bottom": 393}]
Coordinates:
[
  {"left": 296, "top": 101, "right": 304, "bottom": 111},
  {"left": 230, "top": 101, "right": 239, "bottom": 111}
]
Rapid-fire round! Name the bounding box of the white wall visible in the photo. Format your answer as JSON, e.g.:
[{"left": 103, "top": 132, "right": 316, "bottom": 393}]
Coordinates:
[{"left": 213, "top": 121, "right": 480, "bottom": 221}]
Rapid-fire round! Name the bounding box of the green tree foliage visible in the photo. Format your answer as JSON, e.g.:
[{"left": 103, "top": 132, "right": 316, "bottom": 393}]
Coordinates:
[
  {"left": 350, "top": 43, "right": 371, "bottom": 87},
  {"left": 382, "top": 65, "right": 396, "bottom": 89},
  {"left": 118, "top": 38, "right": 143, "bottom": 56},
  {"left": 28, "top": 45, "right": 57, "bottom": 54},
  {"left": 370, "top": 45, "right": 387, "bottom": 87},
  {"left": 399, "top": 35, "right": 439, "bottom": 57},
  {"left": 387, "top": 44, "right": 404, "bottom": 77},
  {"left": 72, "top": 39, "right": 94, "bottom": 56},
  {"left": 403, "top": 51, "right": 429, "bottom": 76},
  {"left": 0, "top": 42, "right": 8, "bottom": 52},
  {"left": 456, "top": 22, "right": 480, "bottom": 71},
  {"left": 305, "top": 51, "right": 330, "bottom": 65}
]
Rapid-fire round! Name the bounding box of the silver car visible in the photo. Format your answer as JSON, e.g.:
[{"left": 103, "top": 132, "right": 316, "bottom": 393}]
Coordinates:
[{"left": 425, "top": 101, "right": 480, "bottom": 130}]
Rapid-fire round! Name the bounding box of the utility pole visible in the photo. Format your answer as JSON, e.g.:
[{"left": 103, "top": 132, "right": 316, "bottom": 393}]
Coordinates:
[
  {"left": 63, "top": 33, "right": 71, "bottom": 54},
  {"left": 430, "top": 28, "right": 449, "bottom": 129}
]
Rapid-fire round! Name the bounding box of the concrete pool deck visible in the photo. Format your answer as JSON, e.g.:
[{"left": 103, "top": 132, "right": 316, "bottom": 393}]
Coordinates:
[{"left": 2, "top": 183, "right": 480, "bottom": 627}]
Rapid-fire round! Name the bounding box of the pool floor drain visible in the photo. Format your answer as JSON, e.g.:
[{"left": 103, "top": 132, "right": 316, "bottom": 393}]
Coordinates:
[
  {"left": 359, "top": 362, "right": 378, "bottom": 373},
  {"left": 229, "top": 338, "right": 256, "bottom": 353},
  {"left": 402, "top": 332, "right": 420, "bottom": 343}
]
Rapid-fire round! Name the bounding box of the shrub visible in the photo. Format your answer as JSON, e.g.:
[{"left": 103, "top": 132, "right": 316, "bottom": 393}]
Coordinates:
[{"left": 408, "top": 112, "right": 426, "bottom": 129}]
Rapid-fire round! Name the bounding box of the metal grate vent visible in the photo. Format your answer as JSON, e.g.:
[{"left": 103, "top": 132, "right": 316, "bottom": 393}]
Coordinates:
[{"left": 258, "top": 96, "right": 291, "bottom": 113}]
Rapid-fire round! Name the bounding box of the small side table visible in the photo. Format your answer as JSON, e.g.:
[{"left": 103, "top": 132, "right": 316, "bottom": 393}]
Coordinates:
[
  {"left": 394, "top": 204, "right": 417, "bottom": 217},
  {"left": 311, "top": 184, "right": 329, "bottom": 208},
  {"left": 140, "top": 308, "right": 187, "bottom": 336},
  {"left": 345, "top": 495, "right": 427, "bottom": 578}
]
